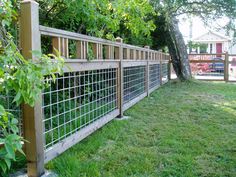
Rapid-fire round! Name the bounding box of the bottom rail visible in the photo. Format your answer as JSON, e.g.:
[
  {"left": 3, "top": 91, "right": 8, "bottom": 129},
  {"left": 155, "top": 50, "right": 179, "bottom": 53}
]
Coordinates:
[{"left": 44, "top": 109, "right": 119, "bottom": 163}]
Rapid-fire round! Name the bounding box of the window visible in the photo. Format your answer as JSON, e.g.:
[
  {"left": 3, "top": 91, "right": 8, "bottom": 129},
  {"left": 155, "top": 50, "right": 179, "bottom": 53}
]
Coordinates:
[
  {"left": 210, "top": 44, "right": 213, "bottom": 53},
  {"left": 200, "top": 43, "right": 208, "bottom": 53}
]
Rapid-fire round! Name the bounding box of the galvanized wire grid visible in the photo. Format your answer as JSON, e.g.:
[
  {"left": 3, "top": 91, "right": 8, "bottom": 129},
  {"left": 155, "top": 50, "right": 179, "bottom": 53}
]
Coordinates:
[
  {"left": 42, "top": 68, "right": 117, "bottom": 150},
  {"left": 190, "top": 62, "right": 224, "bottom": 80},
  {"left": 0, "top": 93, "right": 23, "bottom": 136},
  {"left": 123, "top": 66, "right": 146, "bottom": 103},
  {"left": 162, "top": 63, "right": 168, "bottom": 83},
  {"left": 149, "top": 64, "right": 160, "bottom": 89}
]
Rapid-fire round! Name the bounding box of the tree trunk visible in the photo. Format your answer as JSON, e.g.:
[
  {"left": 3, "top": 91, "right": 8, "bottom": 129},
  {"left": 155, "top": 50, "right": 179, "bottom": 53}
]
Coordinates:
[{"left": 166, "top": 16, "right": 192, "bottom": 81}]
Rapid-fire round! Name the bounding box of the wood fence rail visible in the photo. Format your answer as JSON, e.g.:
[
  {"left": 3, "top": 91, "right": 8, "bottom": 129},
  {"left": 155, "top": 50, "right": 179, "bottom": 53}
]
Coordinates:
[{"left": 19, "top": 1, "right": 171, "bottom": 176}]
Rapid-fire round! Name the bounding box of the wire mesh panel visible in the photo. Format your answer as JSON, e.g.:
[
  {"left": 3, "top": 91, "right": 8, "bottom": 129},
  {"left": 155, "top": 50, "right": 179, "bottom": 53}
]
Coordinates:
[
  {"left": 189, "top": 54, "right": 225, "bottom": 80},
  {"left": 162, "top": 63, "right": 168, "bottom": 83},
  {"left": 42, "top": 68, "right": 117, "bottom": 150},
  {"left": 149, "top": 64, "right": 160, "bottom": 89},
  {"left": 123, "top": 66, "right": 146, "bottom": 104},
  {"left": 190, "top": 62, "right": 224, "bottom": 80},
  {"left": 0, "top": 93, "right": 23, "bottom": 136}
]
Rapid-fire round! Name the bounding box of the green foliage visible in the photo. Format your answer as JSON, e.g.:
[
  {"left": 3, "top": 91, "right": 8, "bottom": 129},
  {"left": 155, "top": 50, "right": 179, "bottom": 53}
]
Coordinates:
[
  {"left": 0, "top": 105, "right": 24, "bottom": 175},
  {"left": 1, "top": 42, "right": 64, "bottom": 106},
  {"left": 0, "top": 0, "right": 64, "bottom": 174},
  {"left": 188, "top": 42, "right": 208, "bottom": 53},
  {"left": 150, "top": 14, "right": 169, "bottom": 50},
  {"left": 0, "top": 0, "right": 17, "bottom": 27},
  {"left": 87, "top": 44, "right": 95, "bottom": 61},
  {"left": 38, "top": 0, "right": 155, "bottom": 45}
]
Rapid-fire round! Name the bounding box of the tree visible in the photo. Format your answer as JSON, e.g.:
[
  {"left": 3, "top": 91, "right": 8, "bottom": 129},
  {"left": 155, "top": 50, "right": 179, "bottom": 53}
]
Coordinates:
[{"left": 150, "top": 0, "right": 236, "bottom": 81}]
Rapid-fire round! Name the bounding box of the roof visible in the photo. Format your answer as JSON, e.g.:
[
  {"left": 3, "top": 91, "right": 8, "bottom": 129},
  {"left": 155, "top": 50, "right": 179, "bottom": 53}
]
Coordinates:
[{"left": 192, "top": 30, "right": 231, "bottom": 42}]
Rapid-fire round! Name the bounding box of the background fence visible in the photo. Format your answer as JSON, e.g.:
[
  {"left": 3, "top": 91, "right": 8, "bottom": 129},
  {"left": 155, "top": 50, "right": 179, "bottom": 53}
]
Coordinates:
[
  {"left": 170, "top": 53, "right": 236, "bottom": 82},
  {"left": 16, "top": 1, "right": 170, "bottom": 176},
  {"left": 229, "top": 54, "right": 236, "bottom": 82}
]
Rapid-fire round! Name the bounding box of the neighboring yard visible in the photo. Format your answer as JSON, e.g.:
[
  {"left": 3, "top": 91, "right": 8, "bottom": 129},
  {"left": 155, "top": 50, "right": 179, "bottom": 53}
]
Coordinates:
[{"left": 45, "top": 81, "right": 236, "bottom": 177}]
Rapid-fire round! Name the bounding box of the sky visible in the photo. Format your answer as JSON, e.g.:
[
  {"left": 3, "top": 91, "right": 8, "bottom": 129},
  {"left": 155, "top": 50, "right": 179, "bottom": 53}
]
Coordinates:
[{"left": 179, "top": 17, "right": 207, "bottom": 40}]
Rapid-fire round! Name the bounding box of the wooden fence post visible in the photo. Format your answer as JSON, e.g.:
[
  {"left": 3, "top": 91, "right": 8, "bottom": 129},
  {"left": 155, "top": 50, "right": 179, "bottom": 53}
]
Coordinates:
[
  {"left": 160, "top": 52, "right": 163, "bottom": 85},
  {"left": 20, "top": 1, "right": 45, "bottom": 176},
  {"left": 168, "top": 55, "right": 171, "bottom": 81},
  {"left": 224, "top": 52, "right": 229, "bottom": 82},
  {"left": 144, "top": 46, "right": 150, "bottom": 96},
  {"left": 116, "top": 37, "right": 124, "bottom": 118}
]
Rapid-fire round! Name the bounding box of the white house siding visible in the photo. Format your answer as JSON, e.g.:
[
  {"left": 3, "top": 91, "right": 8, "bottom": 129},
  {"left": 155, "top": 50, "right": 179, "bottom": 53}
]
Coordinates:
[
  {"left": 229, "top": 43, "right": 236, "bottom": 54},
  {"left": 191, "top": 31, "right": 232, "bottom": 54}
]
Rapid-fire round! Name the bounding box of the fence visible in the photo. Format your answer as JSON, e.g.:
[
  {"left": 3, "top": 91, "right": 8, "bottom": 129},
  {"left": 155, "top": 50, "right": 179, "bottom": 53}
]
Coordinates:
[
  {"left": 17, "top": 1, "right": 170, "bottom": 176},
  {"left": 229, "top": 54, "right": 236, "bottom": 82},
  {"left": 171, "top": 53, "right": 236, "bottom": 82}
]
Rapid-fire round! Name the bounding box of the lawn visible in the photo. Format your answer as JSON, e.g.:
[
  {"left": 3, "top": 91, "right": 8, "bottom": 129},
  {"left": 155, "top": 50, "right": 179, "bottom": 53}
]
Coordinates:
[{"left": 46, "top": 80, "right": 236, "bottom": 177}]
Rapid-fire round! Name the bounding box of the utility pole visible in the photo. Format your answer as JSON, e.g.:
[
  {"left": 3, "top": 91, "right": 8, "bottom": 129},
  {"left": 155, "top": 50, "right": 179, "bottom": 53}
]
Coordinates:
[{"left": 189, "top": 17, "right": 193, "bottom": 54}]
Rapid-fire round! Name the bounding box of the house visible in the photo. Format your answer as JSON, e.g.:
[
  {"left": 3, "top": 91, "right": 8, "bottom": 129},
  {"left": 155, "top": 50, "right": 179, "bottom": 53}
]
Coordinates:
[
  {"left": 190, "top": 30, "right": 236, "bottom": 54},
  {"left": 190, "top": 30, "right": 236, "bottom": 79}
]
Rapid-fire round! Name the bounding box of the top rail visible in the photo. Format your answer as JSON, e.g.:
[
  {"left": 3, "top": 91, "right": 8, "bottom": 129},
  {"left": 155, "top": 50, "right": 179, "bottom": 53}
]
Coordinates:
[
  {"left": 40, "top": 25, "right": 152, "bottom": 52},
  {"left": 40, "top": 25, "right": 121, "bottom": 47},
  {"left": 39, "top": 25, "right": 170, "bottom": 61},
  {"left": 188, "top": 53, "right": 226, "bottom": 62},
  {"left": 189, "top": 53, "right": 226, "bottom": 56}
]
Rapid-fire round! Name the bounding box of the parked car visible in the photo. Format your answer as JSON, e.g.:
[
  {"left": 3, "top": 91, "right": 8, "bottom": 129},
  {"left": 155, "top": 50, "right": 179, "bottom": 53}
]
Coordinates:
[{"left": 209, "top": 57, "right": 224, "bottom": 73}]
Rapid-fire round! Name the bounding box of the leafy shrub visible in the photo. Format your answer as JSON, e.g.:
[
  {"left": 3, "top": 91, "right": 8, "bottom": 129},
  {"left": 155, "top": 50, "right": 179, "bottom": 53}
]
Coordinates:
[
  {"left": 0, "top": 1, "right": 64, "bottom": 174},
  {"left": 0, "top": 105, "right": 24, "bottom": 175}
]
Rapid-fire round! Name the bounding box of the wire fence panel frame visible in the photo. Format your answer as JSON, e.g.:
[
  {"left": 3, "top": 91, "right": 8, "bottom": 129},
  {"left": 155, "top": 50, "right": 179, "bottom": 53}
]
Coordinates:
[
  {"left": 149, "top": 64, "right": 161, "bottom": 89},
  {"left": 123, "top": 66, "right": 146, "bottom": 104},
  {"left": 42, "top": 68, "right": 118, "bottom": 151}
]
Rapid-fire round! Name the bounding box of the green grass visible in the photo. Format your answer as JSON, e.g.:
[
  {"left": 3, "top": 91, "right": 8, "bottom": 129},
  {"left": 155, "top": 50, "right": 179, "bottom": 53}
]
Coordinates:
[
  {"left": 45, "top": 80, "right": 236, "bottom": 176},
  {"left": 46, "top": 81, "right": 236, "bottom": 176}
]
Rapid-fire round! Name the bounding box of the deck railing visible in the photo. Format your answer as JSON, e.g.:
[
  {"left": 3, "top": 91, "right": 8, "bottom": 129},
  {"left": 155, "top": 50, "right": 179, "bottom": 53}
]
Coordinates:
[{"left": 17, "top": 1, "right": 171, "bottom": 176}]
